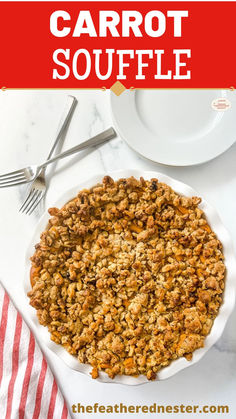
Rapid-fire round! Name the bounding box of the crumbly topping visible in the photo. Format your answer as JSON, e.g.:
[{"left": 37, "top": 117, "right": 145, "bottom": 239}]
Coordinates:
[{"left": 28, "top": 176, "right": 225, "bottom": 380}]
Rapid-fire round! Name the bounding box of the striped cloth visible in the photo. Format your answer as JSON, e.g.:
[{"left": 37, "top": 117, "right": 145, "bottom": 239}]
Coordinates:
[{"left": 0, "top": 283, "right": 71, "bottom": 419}]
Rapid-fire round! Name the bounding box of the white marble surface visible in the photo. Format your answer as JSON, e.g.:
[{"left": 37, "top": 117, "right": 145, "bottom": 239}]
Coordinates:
[{"left": 0, "top": 90, "right": 236, "bottom": 418}]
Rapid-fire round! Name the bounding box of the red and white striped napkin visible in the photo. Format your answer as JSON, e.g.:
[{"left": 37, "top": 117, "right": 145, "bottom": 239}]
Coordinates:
[{"left": 0, "top": 283, "right": 71, "bottom": 419}]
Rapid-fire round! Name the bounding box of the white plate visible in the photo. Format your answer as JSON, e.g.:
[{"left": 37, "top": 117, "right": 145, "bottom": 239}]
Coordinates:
[
  {"left": 24, "top": 170, "right": 236, "bottom": 385},
  {"left": 110, "top": 90, "right": 236, "bottom": 166}
]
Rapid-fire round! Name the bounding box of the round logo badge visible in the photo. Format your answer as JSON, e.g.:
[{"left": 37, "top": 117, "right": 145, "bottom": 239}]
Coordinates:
[{"left": 211, "top": 98, "right": 231, "bottom": 111}]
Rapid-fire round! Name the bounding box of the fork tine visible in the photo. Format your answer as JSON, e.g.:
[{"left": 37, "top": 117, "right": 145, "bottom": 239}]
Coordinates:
[
  {"left": 28, "top": 191, "right": 45, "bottom": 215},
  {"left": 19, "top": 188, "right": 35, "bottom": 212},
  {"left": 26, "top": 190, "right": 42, "bottom": 215},
  {"left": 21, "top": 189, "right": 38, "bottom": 213},
  {"left": 0, "top": 180, "right": 28, "bottom": 188},
  {"left": 0, "top": 175, "right": 27, "bottom": 186},
  {"left": 0, "top": 172, "right": 26, "bottom": 180},
  {"left": 0, "top": 169, "right": 25, "bottom": 180}
]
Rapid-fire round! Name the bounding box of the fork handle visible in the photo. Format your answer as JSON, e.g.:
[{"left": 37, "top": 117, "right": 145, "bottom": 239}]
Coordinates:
[
  {"left": 46, "top": 95, "right": 77, "bottom": 161},
  {"left": 38, "top": 127, "right": 116, "bottom": 169}
]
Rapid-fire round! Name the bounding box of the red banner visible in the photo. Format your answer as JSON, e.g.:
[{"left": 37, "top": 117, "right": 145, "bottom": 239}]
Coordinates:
[{"left": 0, "top": 1, "right": 235, "bottom": 89}]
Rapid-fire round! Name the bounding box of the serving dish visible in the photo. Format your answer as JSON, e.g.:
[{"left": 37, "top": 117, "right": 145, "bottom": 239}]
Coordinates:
[
  {"left": 110, "top": 90, "right": 236, "bottom": 166},
  {"left": 24, "top": 169, "right": 236, "bottom": 385}
]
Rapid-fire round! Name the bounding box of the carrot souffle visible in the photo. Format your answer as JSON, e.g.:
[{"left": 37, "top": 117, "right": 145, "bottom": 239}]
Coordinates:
[{"left": 28, "top": 176, "right": 225, "bottom": 380}]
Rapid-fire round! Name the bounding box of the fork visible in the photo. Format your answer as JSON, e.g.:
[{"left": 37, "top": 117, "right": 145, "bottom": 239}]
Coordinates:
[
  {"left": 19, "top": 95, "right": 78, "bottom": 214},
  {"left": 0, "top": 126, "right": 116, "bottom": 206}
]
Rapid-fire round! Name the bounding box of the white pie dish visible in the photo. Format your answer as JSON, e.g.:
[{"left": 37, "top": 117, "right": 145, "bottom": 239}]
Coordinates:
[{"left": 24, "top": 169, "right": 236, "bottom": 385}]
